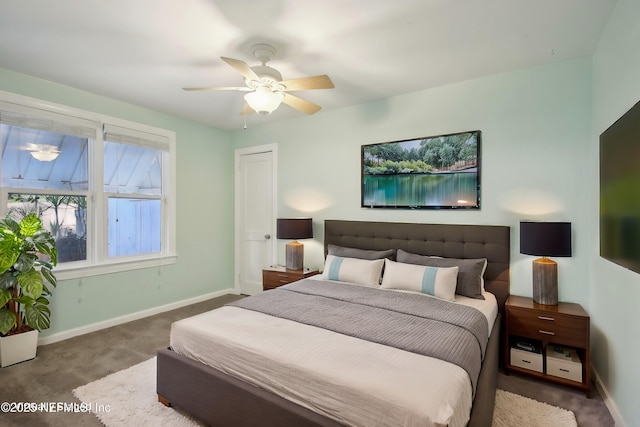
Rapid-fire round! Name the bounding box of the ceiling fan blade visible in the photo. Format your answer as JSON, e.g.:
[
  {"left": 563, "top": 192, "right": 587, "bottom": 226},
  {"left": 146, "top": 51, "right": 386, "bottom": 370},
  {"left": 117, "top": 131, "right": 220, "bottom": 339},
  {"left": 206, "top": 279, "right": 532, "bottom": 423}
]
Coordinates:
[
  {"left": 240, "top": 103, "right": 256, "bottom": 115},
  {"left": 183, "top": 86, "right": 251, "bottom": 91},
  {"left": 282, "top": 93, "right": 322, "bottom": 115},
  {"left": 221, "top": 57, "right": 261, "bottom": 82},
  {"left": 280, "top": 75, "right": 334, "bottom": 91}
]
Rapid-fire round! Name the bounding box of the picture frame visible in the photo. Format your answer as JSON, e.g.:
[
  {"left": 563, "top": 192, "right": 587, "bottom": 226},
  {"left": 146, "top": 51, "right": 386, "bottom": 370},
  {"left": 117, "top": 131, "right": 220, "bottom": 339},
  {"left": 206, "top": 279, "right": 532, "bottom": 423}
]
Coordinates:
[{"left": 361, "top": 130, "right": 481, "bottom": 209}]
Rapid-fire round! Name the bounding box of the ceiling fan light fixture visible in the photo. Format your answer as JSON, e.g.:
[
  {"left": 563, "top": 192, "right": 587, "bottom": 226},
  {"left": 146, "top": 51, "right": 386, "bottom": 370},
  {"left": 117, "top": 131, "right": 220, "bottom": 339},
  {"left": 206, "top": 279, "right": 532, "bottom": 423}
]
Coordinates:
[{"left": 244, "top": 87, "right": 284, "bottom": 114}]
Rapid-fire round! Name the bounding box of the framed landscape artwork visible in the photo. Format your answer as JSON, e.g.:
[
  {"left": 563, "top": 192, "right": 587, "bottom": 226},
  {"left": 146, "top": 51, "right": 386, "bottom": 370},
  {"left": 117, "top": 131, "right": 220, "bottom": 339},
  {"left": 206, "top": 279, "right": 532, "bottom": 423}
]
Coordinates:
[{"left": 361, "top": 130, "right": 481, "bottom": 209}]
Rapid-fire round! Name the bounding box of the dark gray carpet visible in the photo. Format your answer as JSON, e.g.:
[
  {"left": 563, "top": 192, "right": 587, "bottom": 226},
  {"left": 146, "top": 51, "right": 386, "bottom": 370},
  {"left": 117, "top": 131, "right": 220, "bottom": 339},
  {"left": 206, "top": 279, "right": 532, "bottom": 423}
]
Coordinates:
[
  {"left": 1, "top": 293, "right": 614, "bottom": 426},
  {"left": 498, "top": 370, "right": 615, "bottom": 426}
]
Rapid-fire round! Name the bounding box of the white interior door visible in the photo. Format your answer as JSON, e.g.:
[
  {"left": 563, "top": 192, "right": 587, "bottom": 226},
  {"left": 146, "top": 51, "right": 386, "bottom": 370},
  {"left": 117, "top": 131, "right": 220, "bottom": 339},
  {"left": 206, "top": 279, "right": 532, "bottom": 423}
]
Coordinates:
[{"left": 235, "top": 147, "right": 276, "bottom": 295}]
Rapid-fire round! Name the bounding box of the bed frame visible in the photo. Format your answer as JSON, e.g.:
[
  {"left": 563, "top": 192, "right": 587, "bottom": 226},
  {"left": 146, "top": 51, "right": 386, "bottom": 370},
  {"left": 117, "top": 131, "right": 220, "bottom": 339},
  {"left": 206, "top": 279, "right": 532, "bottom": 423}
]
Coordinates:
[{"left": 157, "top": 220, "right": 510, "bottom": 427}]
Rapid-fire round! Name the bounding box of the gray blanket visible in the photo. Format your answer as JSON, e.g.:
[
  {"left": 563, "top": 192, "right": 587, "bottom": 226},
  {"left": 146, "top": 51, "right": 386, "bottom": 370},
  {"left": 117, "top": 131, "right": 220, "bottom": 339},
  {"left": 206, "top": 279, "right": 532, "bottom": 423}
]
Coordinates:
[{"left": 228, "top": 278, "right": 488, "bottom": 394}]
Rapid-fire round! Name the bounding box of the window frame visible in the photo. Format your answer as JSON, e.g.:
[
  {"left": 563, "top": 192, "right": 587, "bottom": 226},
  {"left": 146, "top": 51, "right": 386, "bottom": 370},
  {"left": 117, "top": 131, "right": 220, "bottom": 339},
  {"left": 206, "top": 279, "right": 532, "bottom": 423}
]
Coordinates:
[{"left": 0, "top": 90, "right": 177, "bottom": 280}]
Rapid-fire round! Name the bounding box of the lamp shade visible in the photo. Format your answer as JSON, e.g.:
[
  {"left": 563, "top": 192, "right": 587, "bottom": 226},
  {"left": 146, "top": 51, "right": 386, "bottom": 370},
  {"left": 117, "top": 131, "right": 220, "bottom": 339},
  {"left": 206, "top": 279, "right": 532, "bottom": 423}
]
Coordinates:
[
  {"left": 277, "top": 218, "right": 313, "bottom": 240},
  {"left": 520, "top": 221, "right": 572, "bottom": 257}
]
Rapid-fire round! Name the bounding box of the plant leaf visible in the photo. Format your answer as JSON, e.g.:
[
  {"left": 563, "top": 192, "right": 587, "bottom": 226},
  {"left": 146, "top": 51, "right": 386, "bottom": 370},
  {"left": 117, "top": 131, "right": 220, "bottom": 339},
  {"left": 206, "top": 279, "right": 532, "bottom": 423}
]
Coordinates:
[
  {"left": 0, "top": 271, "right": 17, "bottom": 291},
  {"left": 0, "top": 289, "right": 11, "bottom": 307},
  {"left": 18, "top": 269, "right": 44, "bottom": 300},
  {"left": 0, "top": 307, "right": 17, "bottom": 336},
  {"left": 0, "top": 237, "right": 19, "bottom": 274},
  {"left": 0, "top": 217, "right": 20, "bottom": 235},
  {"left": 15, "top": 295, "right": 34, "bottom": 305},
  {"left": 33, "top": 231, "right": 58, "bottom": 266},
  {"left": 19, "top": 214, "right": 41, "bottom": 238},
  {"left": 14, "top": 253, "right": 36, "bottom": 273},
  {"left": 24, "top": 302, "right": 51, "bottom": 331},
  {"left": 41, "top": 268, "right": 57, "bottom": 289}
]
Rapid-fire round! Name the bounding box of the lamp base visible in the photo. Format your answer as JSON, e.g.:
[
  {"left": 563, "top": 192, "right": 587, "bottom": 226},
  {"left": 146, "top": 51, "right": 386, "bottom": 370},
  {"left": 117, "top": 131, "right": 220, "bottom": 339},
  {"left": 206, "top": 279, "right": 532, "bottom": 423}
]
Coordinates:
[
  {"left": 532, "top": 257, "right": 558, "bottom": 305},
  {"left": 285, "top": 241, "right": 304, "bottom": 271}
]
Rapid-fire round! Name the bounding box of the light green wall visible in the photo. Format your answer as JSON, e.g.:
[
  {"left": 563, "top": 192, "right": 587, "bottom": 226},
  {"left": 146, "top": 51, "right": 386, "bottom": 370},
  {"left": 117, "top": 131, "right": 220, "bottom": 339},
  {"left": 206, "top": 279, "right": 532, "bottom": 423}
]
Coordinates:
[
  {"left": 0, "top": 68, "right": 235, "bottom": 338},
  {"left": 232, "top": 57, "right": 593, "bottom": 308},
  {"left": 591, "top": 0, "right": 640, "bottom": 425}
]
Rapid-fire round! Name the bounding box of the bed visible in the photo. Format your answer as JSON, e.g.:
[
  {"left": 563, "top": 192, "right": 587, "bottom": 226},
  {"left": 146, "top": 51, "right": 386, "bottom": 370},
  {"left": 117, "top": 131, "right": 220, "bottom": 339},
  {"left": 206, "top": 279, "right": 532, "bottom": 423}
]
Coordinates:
[{"left": 157, "top": 220, "right": 510, "bottom": 427}]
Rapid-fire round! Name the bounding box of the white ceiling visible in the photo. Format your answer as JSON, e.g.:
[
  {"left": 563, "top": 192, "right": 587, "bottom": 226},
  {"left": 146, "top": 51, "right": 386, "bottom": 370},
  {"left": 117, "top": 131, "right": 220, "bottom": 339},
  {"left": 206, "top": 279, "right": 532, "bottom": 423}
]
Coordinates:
[{"left": 0, "top": 0, "right": 616, "bottom": 131}]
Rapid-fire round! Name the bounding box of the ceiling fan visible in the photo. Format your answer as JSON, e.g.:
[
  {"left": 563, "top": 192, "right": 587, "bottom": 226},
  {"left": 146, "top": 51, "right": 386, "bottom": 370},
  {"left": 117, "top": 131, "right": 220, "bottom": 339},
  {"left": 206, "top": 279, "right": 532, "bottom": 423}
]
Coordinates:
[{"left": 183, "top": 44, "right": 334, "bottom": 115}]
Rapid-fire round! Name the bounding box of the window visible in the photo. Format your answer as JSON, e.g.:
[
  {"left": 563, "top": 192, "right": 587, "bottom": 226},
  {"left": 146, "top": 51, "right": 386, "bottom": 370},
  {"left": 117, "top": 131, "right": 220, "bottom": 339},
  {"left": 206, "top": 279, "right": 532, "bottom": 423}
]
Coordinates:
[
  {"left": 103, "top": 125, "right": 169, "bottom": 258},
  {"left": 7, "top": 193, "right": 88, "bottom": 263},
  {"left": 0, "top": 93, "right": 176, "bottom": 279}
]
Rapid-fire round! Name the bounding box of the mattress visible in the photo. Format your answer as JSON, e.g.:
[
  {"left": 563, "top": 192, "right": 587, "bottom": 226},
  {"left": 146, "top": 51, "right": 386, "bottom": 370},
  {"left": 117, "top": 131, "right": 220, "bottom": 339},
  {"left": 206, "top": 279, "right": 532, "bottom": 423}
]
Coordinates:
[{"left": 170, "top": 283, "right": 498, "bottom": 427}]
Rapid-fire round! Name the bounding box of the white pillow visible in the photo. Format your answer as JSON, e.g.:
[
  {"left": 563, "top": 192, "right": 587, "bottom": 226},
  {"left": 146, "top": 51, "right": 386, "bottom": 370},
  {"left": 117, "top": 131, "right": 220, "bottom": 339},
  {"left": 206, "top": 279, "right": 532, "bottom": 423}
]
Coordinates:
[
  {"left": 380, "top": 259, "right": 459, "bottom": 301},
  {"left": 322, "top": 255, "right": 385, "bottom": 287}
]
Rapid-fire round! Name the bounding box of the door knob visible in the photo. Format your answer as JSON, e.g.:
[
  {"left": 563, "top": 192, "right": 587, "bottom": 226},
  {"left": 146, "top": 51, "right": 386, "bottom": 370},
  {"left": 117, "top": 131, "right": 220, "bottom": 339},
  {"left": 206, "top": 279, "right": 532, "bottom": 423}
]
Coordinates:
[{"left": 264, "top": 234, "right": 271, "bottom": 240}]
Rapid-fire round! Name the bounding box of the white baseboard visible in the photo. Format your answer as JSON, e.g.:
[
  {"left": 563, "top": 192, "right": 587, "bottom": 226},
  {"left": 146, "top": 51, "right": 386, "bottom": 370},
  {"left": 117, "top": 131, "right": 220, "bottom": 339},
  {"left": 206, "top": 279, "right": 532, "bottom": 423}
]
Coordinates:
[
  {"left": 38, "top": 288, "right": 239, "bottom": 346},
  {"left": 593, "top": 367, "right": 626, "bottom": 427}
]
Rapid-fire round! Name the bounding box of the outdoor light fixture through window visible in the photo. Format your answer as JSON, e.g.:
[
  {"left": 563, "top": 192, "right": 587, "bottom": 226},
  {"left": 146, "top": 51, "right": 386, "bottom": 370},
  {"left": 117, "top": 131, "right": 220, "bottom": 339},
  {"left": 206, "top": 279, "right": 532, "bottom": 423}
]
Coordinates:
[{"left": 30, "top": 144, "right": 60, "bottom": 162}]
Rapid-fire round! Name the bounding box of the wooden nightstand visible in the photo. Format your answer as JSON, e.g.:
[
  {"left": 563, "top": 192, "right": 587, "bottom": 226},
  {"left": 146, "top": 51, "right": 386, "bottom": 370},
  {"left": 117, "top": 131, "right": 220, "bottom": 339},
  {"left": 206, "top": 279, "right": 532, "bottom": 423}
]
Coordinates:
[
  {"left": 504, "top": 295, "right": 591, "bottom": 397},
  {"left": 262, "top": 266, "right": 320, "bottom": 290}
]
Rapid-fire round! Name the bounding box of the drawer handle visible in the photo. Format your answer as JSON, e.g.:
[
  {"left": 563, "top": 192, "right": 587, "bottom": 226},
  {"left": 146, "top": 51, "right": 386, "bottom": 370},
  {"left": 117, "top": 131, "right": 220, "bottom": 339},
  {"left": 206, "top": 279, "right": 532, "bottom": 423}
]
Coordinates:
[
  {"left": 538, "top": 316, "right": 555, "bottom": 321},
  {"left": 539, "top": 330, "right": 555, "bottom": 336},
  {"left": 521, "top": 360, "right": 531, "bottom": 364},
  {"left": 560, "top": 368, "right": 570, "bottom": 372}
]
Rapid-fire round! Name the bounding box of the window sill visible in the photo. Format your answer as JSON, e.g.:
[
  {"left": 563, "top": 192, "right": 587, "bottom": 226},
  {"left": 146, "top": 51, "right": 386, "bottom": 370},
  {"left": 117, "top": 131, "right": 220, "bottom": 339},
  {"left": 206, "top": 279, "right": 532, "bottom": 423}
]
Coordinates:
[{"left": 53, "top": 254, "right": 178, "bottom": 280}]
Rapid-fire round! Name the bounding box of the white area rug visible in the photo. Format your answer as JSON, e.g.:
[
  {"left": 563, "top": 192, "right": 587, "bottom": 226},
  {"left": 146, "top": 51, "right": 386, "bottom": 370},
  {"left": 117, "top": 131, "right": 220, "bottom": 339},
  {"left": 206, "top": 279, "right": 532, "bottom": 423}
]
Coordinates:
[
  {"left": 73, "top": 357, "right": 204, "bottom": 427},
  {"left": 73, "top": 357, "right": 577, "bottom": 427},
  {"left": 492, "top": 389, "right": 577, "bottom": 427}
]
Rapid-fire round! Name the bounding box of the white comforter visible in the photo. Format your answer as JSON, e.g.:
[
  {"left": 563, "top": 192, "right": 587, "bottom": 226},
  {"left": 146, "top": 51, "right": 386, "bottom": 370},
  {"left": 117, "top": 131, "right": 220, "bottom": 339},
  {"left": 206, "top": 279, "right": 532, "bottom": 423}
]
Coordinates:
[{"left": 170, "top": 285, "right": 497, "bottom": 427}]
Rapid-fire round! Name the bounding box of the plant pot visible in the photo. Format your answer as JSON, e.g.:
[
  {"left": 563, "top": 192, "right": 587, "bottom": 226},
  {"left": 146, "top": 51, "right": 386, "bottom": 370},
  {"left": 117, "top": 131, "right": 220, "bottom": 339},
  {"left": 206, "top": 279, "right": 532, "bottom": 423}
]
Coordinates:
[{"left": 0, "top": 329, "right": 38, "bottom": 367}]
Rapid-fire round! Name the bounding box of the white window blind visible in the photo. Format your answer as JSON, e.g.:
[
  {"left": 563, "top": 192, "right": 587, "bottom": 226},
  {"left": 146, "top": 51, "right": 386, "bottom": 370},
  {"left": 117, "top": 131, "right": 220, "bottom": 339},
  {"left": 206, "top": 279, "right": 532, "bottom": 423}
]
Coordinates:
[
  {"left": 0, "top": 100, "right": 98, "bottom": 139},
  {"left": 103, "top": 124, "right": 170, "bottom": 151}
]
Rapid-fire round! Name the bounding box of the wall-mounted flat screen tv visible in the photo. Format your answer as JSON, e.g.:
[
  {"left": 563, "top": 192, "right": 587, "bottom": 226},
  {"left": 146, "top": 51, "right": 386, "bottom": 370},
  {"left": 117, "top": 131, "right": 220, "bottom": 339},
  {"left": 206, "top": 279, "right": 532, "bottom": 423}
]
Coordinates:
[
  {"left": 361, "top": 130, "right": 480, "bottom": 209},
  {"left": 600, "top": 100, "right": 640, "bottom": 274}
]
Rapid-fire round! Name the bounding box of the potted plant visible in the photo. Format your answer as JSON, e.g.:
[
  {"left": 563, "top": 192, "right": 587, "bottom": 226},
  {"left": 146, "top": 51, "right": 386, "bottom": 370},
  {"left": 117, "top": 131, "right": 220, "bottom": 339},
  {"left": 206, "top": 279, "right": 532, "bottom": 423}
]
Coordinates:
[{"left": 0, "top": 213, "right": 57, "bottom": 367}]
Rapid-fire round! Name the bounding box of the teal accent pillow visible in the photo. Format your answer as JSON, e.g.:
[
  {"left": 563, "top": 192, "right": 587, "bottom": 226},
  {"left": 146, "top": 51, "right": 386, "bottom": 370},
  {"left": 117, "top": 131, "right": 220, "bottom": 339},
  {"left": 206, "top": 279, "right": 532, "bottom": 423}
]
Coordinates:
[{"left": 322, "top": 255, "right": 385, "bottom": 287}]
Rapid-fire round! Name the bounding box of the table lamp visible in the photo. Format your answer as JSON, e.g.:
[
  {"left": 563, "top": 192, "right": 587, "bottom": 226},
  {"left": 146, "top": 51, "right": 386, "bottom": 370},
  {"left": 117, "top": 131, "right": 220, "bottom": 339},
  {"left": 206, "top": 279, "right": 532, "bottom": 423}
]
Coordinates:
[
  {"left": 520, "top": 221, "right": 572, "bottom": 305},
  {"left": 277, "top": 218, "right": 313, "bottom": 270}
]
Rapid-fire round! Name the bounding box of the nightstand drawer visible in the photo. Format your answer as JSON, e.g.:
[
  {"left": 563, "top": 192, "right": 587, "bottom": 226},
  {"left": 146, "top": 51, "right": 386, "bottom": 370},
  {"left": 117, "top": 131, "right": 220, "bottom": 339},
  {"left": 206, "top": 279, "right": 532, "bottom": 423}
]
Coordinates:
[
  {"left": 547, "top": 359, "right": 582, "bottom": 383},
  {"left": 546, "top": 346, "right": 582, "bottom": 383},
  {"left": 262, "top": 268, "right": 319, "bottom": 290},
  {"left": 262, "top": 272, "right": 302, "bottom": 289},
  {"left": 510, "top": 348, "right": 543, "bottom": 373},
  {"left": 508, "top": 309, "right": 588, "bottom": 348}
]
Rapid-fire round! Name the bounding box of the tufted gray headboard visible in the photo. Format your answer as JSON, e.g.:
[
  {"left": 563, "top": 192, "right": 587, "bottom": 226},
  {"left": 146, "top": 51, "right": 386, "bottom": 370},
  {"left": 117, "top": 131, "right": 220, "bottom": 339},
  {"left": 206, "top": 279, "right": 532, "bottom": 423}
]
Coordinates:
[{"left": 324, "top": 220, "right": 511, "bottom": 312}]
